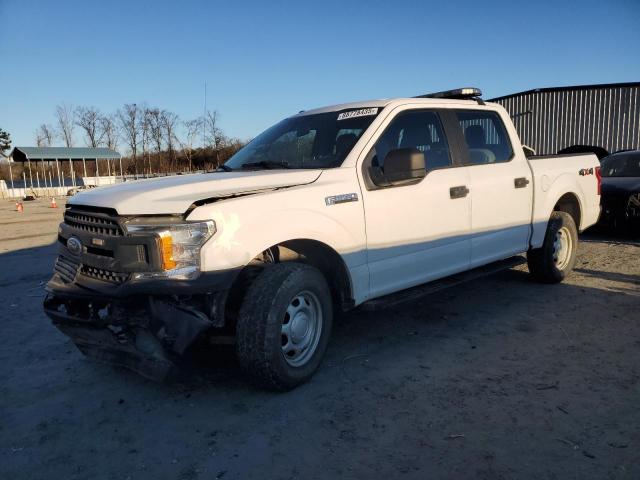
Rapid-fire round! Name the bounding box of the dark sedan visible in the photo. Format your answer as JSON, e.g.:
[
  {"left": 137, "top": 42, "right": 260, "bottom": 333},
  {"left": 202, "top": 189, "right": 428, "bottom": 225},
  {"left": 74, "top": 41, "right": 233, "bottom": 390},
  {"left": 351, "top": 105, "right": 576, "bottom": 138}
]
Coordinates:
[{"left": 599, "top": 150, "right": 640, "bottom": 232}]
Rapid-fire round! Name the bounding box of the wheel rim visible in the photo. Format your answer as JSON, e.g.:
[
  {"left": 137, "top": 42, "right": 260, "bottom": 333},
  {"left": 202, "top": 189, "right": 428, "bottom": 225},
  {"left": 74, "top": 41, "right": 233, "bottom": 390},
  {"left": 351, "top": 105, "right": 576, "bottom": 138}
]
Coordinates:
[
  {"left": 553, "top": 226, "right": 573, "bottom": 270},
  {"left": 281, "top": 290, "right": 323, "bottom": 367}
]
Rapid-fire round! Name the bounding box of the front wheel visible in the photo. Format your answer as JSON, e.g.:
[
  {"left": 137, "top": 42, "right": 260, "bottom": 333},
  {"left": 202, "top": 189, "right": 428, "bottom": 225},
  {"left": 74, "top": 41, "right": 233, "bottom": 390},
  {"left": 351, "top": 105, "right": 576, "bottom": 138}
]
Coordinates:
[
  {"left": 527, "top": 211, "right": 578, "bottom": 283},
  {"left": 235, "top": 263, "right": 333, "bottom": 391}
]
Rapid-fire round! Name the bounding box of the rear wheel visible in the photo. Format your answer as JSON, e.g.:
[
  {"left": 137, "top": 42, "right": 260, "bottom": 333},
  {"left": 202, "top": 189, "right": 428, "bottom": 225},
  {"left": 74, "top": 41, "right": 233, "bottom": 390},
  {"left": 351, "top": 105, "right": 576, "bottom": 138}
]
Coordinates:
[
  {"left": 235, "top": 263, "right": 333, "bottom": 391},
  {"left": 527, "top": 211, "right": 578, "bottom": 283}
]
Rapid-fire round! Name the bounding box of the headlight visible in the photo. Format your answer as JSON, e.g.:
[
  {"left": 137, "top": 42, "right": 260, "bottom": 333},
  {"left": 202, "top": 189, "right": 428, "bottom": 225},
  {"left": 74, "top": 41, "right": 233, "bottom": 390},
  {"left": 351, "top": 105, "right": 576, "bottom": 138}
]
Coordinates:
[{"left": 125, "top": 220, "right": 216, "bottom": 280}]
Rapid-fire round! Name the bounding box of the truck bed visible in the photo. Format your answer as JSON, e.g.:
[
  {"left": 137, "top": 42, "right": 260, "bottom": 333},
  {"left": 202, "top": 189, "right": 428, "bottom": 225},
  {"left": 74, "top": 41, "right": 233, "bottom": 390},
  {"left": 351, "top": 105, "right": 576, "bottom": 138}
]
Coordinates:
[{"left": 527, "top": 152, "right": 601, "bottom": 248}]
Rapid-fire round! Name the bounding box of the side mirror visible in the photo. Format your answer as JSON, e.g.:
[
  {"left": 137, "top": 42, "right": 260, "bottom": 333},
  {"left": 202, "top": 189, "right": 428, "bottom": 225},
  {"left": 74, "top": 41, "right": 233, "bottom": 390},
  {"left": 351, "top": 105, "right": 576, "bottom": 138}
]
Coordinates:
[{"left": 383, "top": 148, "right": 426, "bottom": 183}]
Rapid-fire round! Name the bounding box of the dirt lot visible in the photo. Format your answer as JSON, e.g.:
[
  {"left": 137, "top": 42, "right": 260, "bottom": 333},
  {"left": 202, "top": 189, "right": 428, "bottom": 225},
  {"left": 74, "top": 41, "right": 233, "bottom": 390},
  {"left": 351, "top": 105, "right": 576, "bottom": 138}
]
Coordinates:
[{"left": 1, "top": 198, "right": 638, "bottom": 480}]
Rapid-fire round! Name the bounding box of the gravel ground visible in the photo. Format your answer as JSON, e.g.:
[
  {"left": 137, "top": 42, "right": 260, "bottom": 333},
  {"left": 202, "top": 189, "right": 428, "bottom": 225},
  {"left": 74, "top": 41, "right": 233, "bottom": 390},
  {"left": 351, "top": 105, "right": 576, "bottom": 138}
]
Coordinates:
[{"left": 0, "top": 198, "right": 639, "bottom": 480}]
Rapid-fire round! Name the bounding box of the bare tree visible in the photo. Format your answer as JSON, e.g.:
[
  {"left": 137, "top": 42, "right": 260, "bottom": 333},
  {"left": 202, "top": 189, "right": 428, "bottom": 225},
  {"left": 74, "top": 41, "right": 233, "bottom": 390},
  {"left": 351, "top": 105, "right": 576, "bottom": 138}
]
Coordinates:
[
  {"left": 204, "top": 110, "right": 223, "bottom": 149},
  {"left": 35, "top": 132, "right": 46, "bottom": 147},
  {"left": 75, "top": 106, "right": 104, "bottom": 147},
  {"left": 136, "top": 105, "right": 150, "bottom": 174},
  {"left": 117, "top": 104, "right": 140, "bottom": 171},
  {"left": 147, "top": 108, "right": 163, "bottom": 153},
  {"left": 178, "top": 117, "right": 203, "bottom": 171},
  {"left": 146, "top": 108, "right": 164, "bottom": 171},
  {"left": 205, "top": 110, "right": 227, "bottom": 166},
  {"left": 55, "top": 103, "right": 75, "bottom": 147},
  {"left": 160, "top": 110, "right": 179, "bottom": 167},
  {"left": 100, "top": 114, "right": 119, "bottom": 150},
  {"left": 43, "top": 124, "right": 55, "bottom": 145},
  {"left": 35, "top": 124, "right": 56, "bottom": 147}
]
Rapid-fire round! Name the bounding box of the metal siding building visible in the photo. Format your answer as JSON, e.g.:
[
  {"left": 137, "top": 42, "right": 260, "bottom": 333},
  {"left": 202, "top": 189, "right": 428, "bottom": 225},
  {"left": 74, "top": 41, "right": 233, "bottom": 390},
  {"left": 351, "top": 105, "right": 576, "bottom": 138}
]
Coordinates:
[{"left": 490, "top": 82, "right": 640, "bottom": 156}]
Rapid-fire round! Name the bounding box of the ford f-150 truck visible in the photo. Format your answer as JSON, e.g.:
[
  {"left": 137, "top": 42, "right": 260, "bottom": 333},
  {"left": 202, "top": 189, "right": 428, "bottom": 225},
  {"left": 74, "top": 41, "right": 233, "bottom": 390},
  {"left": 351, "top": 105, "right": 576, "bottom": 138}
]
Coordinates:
[{"left": 44, "top": 88, "right": 601, "bottom": 390}]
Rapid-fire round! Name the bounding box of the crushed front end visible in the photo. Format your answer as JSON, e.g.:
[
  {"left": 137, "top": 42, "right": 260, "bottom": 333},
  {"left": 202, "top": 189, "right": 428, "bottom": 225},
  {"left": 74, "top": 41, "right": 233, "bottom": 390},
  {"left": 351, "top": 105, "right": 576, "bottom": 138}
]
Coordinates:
[{"left": 44, "top": 205, "right": 232, "bottom": 381}]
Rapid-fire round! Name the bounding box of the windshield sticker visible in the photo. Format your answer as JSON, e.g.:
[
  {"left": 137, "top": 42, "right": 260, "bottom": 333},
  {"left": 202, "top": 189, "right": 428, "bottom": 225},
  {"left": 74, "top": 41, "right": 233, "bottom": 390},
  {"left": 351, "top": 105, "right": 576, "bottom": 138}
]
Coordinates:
[{"left": 337, "top": 108, "right": 378, "bottom": 121}]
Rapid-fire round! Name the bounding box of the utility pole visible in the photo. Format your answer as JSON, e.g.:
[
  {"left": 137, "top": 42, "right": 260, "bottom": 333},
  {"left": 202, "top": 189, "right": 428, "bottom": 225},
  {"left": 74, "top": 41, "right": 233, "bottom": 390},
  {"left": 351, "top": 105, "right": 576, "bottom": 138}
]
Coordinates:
[{"left": 203, "top": 81, "right": 207, "bottom": 148}]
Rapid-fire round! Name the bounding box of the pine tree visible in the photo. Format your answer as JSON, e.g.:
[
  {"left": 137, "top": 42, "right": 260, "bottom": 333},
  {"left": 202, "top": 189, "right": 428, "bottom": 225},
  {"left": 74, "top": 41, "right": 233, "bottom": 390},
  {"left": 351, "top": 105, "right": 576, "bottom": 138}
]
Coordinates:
[{"left": 0, "top": 128, "right": 11, "bottom": 157}]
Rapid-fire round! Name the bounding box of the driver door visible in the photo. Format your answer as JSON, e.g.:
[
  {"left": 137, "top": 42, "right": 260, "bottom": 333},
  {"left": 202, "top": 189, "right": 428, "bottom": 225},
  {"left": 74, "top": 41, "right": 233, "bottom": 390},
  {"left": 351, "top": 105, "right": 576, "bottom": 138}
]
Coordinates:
[{"left": 358, "top": 108, "right": 472, "bottom": 299}]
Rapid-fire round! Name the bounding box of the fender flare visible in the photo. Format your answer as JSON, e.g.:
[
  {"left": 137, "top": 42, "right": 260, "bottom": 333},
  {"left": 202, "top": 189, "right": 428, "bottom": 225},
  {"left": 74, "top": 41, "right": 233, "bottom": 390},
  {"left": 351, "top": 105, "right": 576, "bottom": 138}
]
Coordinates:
[{"left": 531, "top": 173, "right": 585, "bottom": 248}]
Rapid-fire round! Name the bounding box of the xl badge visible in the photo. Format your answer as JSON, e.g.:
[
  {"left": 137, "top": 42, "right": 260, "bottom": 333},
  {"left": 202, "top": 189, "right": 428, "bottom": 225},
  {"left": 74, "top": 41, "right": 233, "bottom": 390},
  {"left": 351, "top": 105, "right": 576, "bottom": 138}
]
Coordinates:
[
  {"left": 325, "top": 193, "right": 359, "bottom": 206},
  {"left": 66, "top": 236, "right": 83, "bottom": 256}
]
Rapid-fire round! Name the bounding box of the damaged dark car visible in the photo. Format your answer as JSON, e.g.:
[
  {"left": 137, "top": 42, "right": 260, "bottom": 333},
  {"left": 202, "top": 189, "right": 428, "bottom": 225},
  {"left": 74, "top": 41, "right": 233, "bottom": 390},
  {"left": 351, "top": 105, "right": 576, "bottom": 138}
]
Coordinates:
[{"left": 598, "top": 150, "right": 640, "bottom": 233}]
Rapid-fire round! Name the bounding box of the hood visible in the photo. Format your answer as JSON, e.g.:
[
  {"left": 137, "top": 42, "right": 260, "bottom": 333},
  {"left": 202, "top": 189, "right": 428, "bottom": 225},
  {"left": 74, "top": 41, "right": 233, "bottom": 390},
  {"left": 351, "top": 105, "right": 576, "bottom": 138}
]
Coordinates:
[
  {"left": 69, "top": 169, "right": 322, "bottom": 215},
  {"left": 601, "top": 177, "right": 640, "bottom": 196}
]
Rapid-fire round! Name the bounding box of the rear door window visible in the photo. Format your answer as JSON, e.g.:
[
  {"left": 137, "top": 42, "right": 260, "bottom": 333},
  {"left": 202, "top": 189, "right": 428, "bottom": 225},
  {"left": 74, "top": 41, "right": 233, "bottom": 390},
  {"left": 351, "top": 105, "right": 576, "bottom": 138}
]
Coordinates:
[{"left": 455, "top": 110, "right": 513, "bottom": 164}]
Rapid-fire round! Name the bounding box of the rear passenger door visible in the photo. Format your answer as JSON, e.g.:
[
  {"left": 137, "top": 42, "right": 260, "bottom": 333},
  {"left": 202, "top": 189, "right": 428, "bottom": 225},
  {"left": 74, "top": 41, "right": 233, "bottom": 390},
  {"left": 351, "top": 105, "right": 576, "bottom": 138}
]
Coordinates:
[{"left": 453, "top": 109, "right": 532, "bottom": 266}]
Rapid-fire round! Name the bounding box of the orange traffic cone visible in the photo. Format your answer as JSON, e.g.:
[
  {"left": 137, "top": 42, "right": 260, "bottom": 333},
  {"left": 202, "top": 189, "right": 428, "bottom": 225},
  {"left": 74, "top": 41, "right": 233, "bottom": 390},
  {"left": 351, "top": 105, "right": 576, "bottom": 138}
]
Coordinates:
[
  {"left": 50, "top": 197, "right": 58, "bottom": 208},
  {"left": 17, "top": 202, "right": 24, "bottom": 213}
]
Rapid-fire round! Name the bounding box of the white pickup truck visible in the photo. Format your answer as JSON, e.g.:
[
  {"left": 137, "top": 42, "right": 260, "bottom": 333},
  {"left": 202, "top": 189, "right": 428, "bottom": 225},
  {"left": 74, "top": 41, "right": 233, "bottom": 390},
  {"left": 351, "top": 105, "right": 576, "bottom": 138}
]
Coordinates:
[{"left": 44, "top": 88, "right": 601, "bottom": 390}]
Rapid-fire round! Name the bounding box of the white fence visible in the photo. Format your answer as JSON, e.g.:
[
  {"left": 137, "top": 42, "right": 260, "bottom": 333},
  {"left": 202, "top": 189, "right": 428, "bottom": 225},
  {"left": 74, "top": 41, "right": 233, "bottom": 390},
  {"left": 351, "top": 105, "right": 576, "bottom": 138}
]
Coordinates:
[
  {"left": 1, "top": 171, "right": 203, "bottom": 199},
  {"left": 0, "top": 177, "right": 122, "bottom": 199},
  {"left": 82, "top": 176, "right": 120, "bottom": 187}
]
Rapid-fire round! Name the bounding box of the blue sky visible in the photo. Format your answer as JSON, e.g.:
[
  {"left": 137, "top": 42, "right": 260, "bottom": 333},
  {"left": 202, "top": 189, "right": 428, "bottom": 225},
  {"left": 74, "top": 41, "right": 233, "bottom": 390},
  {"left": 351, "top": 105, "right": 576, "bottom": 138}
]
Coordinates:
[{"left": 1, "top": 0, "right": 638, "bottom": 150}]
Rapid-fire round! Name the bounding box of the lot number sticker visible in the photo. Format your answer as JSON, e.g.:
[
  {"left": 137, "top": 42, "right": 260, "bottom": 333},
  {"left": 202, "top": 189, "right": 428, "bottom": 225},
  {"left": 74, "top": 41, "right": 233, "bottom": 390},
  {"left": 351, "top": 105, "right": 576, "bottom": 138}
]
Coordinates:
[{"left": 337, "top": 108, "right": 379, "bottom": 121}]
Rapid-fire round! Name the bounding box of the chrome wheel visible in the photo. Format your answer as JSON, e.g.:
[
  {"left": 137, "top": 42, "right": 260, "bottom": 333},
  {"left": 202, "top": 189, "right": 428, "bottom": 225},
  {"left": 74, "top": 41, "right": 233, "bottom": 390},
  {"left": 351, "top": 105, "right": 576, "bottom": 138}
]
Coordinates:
[
  {"left": 281, "top": 290, "right": 323, "bottom": 367},
  {"left": 553, "top": 226, "right": 573, "bottom": 270}
]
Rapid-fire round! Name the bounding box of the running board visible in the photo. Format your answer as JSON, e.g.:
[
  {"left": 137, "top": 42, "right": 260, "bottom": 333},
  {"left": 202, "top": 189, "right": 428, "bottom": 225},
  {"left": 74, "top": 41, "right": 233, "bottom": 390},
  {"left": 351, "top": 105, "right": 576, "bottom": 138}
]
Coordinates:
[{"left": 360, "top": 256, "right": 526, "bottom": 311}]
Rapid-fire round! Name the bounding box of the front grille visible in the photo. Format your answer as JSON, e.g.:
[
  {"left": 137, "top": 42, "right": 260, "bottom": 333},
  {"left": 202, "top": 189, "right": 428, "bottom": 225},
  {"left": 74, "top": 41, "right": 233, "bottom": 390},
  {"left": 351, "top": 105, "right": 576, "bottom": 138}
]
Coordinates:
[
  {"left": 55, "top": 256, "right": 79, "bottom": 283},
  {"left": 58, "top": 208, "right": 133, "bottom": 286},
  {"left": 64, "top": 209, "right": 123, "bottom": 236},
  {"left": 80, "top": 265, "right": 129, "bottom": 284}
]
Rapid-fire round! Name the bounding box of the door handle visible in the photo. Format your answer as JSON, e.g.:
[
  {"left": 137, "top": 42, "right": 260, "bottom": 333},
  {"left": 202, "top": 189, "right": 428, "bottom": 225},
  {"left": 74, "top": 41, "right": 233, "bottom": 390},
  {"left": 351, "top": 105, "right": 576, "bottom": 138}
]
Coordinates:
[
  {"left": 514, "top": 177, "right": 530, "bottom": 188},
  {"left": 450, "top": 185, "right": 470, "bottom": 199}
]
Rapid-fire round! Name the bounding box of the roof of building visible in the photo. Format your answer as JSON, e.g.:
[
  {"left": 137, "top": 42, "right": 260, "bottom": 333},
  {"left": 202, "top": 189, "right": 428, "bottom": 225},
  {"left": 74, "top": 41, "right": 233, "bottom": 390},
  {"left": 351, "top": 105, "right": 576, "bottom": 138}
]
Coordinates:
[
  {"left": 10, "top": 147, "right": 121, "bottom": 162},
  {"left": 490, "top": 81, "right": 640, "bottom": 101}
]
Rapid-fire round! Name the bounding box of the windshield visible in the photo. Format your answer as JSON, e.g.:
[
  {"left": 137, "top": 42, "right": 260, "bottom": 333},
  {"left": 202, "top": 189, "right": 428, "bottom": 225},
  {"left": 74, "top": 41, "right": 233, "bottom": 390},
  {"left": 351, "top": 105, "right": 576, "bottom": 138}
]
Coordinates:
[
  {"left": 601, "top": 153, "right": 640, "bottom": 177},
  {"left": 224, "top": 108, "right": 380, "bottom": 170}
]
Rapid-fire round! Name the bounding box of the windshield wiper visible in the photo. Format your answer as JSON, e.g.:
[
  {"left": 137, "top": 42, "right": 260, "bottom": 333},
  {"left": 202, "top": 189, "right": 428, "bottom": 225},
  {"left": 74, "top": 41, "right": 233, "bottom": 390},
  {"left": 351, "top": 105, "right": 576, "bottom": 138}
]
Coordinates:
[
  {"left": 216, "top": 164, "right": 233, "bottom": 172},
  {"left": 241, "top": 160, "right": 291, "bottom": 170}
]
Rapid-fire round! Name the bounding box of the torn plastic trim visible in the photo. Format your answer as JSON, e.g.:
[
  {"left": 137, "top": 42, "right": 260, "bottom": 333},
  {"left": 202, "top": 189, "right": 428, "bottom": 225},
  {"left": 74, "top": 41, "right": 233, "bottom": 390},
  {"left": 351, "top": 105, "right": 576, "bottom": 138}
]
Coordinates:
[
  {"left": 57, "top": 323, "right": 176, "bottom": 381},
  {"left": 43, "top": 293, "right": 226, "bottom": 381},
  {"left": 147, "top": 297, "right": 213, "bottom": 354}
]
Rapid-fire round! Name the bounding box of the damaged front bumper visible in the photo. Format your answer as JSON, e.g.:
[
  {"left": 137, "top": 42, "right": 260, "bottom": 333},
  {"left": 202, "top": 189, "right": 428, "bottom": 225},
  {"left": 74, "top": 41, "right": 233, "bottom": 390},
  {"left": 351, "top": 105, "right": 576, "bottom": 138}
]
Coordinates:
[
  {"left": 43, "top": 290, "right": 227, "bottom": 381},
  {"left": 44, "top": 205, "right": 238, "bottom": 380}
]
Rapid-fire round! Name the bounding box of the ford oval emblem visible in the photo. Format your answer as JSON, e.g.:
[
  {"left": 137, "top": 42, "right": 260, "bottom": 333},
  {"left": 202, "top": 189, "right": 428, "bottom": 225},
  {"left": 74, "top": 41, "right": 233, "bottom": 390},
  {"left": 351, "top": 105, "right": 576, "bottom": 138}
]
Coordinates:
[{"left": 66, "top": 236, "right": 83, "bottom": 256}]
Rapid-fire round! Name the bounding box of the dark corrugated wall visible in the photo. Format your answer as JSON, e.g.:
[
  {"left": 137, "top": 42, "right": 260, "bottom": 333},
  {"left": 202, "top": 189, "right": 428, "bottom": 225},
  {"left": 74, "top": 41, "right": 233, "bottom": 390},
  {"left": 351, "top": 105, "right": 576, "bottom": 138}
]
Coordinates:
[{"left": 492, "top": 85, "right": 640, "bottom": 155}]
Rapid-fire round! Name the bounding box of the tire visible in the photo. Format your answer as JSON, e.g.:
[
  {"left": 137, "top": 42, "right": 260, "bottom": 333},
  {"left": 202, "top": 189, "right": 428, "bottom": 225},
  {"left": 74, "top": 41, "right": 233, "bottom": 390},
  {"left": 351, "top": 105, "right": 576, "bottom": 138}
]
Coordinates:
[
  {"left": 235, "top": 263, "right": 333, "bottom": 391},
  {"left": 527, "top": 211, "right": 578, "bottom": 283}
]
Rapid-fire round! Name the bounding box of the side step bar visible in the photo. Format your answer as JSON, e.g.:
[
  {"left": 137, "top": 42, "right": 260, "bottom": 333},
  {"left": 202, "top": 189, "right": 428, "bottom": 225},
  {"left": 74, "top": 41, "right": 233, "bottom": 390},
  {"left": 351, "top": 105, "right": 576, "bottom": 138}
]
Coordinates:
[{"left": 360, "top": 256, "right": 526, "bottom": 311}]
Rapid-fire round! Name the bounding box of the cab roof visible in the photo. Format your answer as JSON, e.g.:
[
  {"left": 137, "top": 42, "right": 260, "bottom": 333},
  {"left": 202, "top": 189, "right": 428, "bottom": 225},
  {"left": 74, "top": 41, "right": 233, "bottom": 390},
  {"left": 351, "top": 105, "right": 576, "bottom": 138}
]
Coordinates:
[{"left": 295, "top": 97, "right": 495, "bottom": 117}]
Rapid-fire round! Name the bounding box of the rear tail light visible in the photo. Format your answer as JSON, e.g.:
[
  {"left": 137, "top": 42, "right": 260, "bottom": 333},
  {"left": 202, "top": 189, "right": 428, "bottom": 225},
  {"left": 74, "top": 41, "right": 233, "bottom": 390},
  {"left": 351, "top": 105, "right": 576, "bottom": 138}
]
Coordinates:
[{"left": 595, "top": 166, "right": 602, "bottom": 195}]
